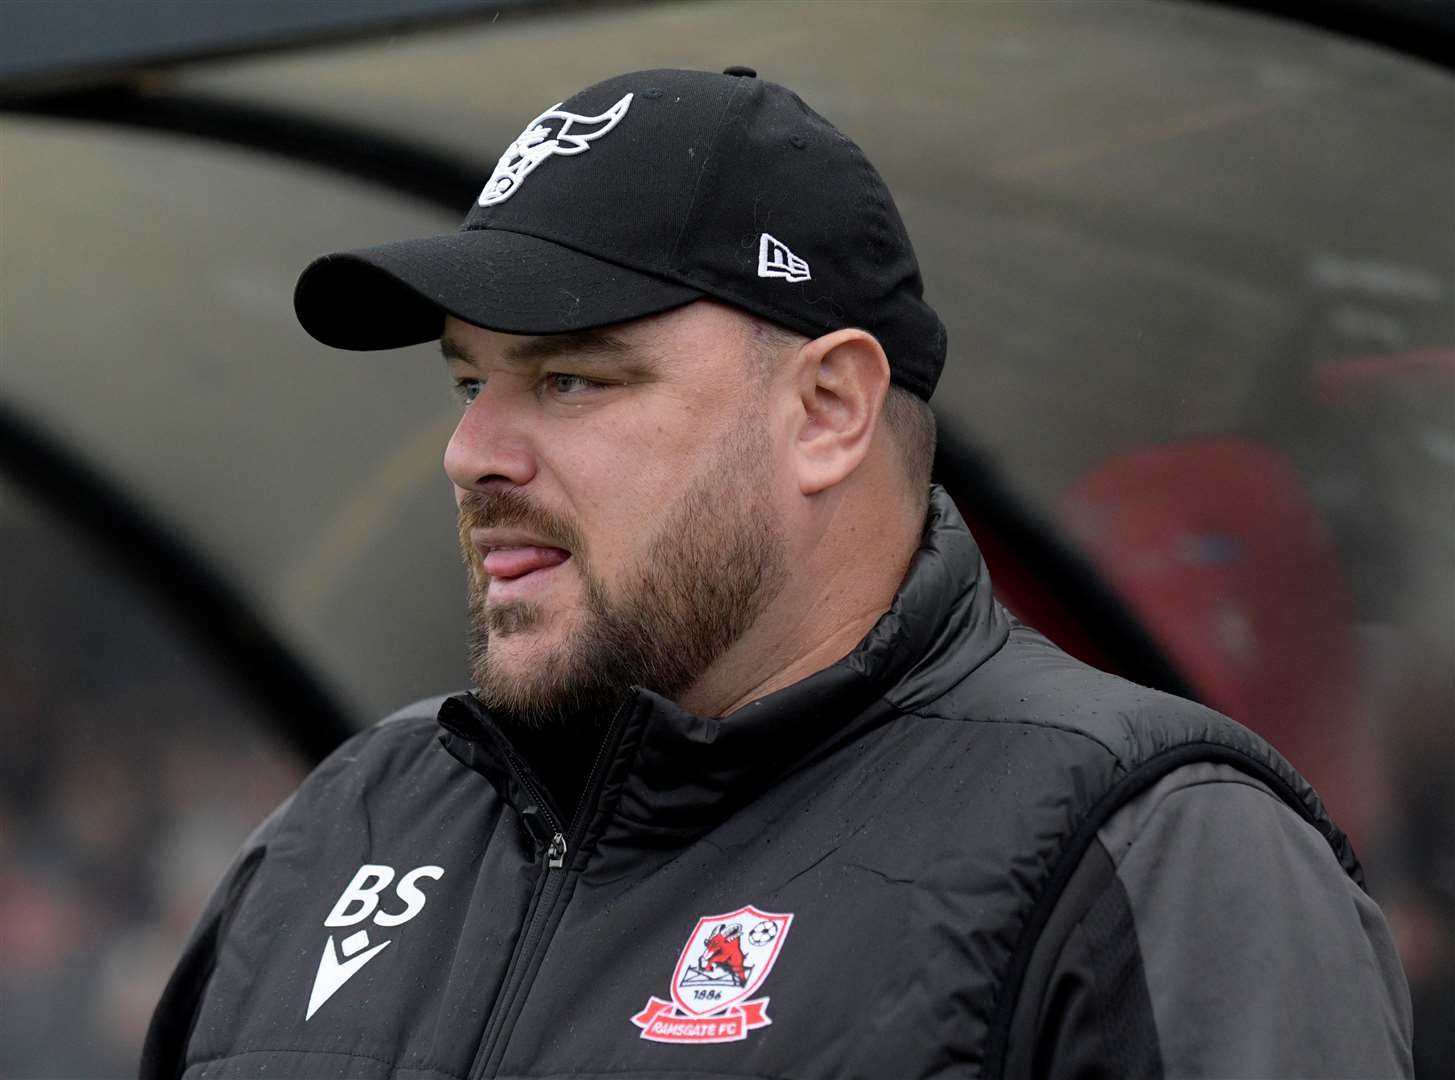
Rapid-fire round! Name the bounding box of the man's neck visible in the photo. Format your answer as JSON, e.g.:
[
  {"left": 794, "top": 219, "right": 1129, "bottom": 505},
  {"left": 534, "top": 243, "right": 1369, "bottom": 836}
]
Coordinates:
[
  {"left": 677, "top": 503, "right": 922, "bottom": 718},
  {"left": 697, "top": 604, "right": 892, "bottom": 716}
]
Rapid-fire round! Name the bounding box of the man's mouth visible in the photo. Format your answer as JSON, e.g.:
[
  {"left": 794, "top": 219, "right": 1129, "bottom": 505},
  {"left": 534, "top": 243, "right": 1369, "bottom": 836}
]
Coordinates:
[
  {"left": 468, "top": 526, "right": 575, "bottom": 603},
  {"left": 482, "top": 546, "right": 570, "bottom": 581}
]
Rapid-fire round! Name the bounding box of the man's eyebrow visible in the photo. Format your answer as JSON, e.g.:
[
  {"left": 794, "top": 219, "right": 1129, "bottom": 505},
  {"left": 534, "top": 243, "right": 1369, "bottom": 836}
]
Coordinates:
[{"left": 439, "top": 329, "right": 635, "bottom": 367}]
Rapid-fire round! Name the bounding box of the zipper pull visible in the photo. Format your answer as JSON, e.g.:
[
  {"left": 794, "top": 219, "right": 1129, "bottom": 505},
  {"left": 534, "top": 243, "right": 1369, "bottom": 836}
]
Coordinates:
[{"left": 546, "top": 832, "right": 567, "bottom": 869}]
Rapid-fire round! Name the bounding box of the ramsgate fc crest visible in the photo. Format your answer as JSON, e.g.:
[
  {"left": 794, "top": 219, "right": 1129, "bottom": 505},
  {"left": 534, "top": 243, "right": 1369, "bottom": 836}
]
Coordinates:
[{"left": 631, "top": 904, "right": 793, "bottom": 1044}]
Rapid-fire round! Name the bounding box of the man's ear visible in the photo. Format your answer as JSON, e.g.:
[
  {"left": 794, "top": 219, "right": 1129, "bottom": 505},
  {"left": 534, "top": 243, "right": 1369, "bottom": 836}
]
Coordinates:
[{"left": 788, "top": 328, "right": 891, "bottom": 496}]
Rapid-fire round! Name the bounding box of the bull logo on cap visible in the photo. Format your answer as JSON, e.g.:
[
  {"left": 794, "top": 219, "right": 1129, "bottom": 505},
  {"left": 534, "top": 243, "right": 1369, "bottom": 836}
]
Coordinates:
[{"left": 477, "top": 93, "right": 634, "bottom": 207}]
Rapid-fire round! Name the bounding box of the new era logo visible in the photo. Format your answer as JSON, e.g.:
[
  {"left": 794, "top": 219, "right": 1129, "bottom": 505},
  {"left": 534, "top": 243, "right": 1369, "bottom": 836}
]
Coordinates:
[{"left": 758, "top": 233, "right": 811, "bottom": 283}]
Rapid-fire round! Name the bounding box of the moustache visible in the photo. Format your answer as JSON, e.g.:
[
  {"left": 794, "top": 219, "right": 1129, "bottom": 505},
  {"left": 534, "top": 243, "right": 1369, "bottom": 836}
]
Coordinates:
[{"left": 457, "top": 489, "right": 584, "bottom": 555}]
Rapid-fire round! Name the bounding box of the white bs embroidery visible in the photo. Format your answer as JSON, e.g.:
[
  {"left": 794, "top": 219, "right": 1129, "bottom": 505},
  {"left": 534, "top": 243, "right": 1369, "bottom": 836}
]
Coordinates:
[
  {"left": 757, "top": 233, "right": 811, "bottom": 283},
  {"left": 306, "top": 863, "right": 444, "bottom": 1020},
  {"left": 477, "top": 93, "right": 634, "bottom": 207}
]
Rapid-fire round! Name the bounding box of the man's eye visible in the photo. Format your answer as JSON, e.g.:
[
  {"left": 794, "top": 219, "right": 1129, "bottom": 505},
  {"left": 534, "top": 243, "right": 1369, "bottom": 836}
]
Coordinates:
[
  {"left": 544, "top": 372, "right": 602, "bottom": 396},
  {"left": 451, "top": 378, "right": 482, "bottom": 405}
]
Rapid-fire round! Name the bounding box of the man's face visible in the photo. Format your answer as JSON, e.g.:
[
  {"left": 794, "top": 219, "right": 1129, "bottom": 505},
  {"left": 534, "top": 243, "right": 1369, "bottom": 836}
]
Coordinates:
[{"left": 442, "top": 302, "right": 789, "bottom": 727}]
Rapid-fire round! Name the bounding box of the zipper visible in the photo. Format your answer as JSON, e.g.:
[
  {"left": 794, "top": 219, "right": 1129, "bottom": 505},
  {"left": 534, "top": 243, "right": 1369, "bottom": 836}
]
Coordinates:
[
  {"left": 502, "top": 746, "right": 567, "bottom": 863},
  {"left": 470, "top": 702, "right": 631, "bottom": 1078},
  {"left": 561, "top": 700, "right": 629, "bottom": 853}
]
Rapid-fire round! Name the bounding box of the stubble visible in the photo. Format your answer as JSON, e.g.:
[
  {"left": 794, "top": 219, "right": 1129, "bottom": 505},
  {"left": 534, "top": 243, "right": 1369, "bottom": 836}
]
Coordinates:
[{"left": 458, "top": 404, "right": 786, "bottom": 728}]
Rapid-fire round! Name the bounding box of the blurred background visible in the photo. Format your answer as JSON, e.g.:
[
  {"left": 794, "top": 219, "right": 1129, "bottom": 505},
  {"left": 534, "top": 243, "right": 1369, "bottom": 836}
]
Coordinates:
[{"left": 1, "top": 1, "right": 1451, "bottom": 1075}]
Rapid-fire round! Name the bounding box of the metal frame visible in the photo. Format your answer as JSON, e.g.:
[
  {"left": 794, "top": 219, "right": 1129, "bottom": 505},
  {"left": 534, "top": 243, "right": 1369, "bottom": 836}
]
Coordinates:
[
  {"left": 0, "top": 398, "right": 357, "bottom": 761},
  {"left": 1201, "top": 0, "right": 1453, "bottom": 69}
]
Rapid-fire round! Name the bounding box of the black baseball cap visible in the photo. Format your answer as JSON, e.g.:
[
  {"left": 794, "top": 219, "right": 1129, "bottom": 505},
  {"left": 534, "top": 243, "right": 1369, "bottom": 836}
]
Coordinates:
[{"left": 294, "top": 67, "right": 946, "bottom": 400}]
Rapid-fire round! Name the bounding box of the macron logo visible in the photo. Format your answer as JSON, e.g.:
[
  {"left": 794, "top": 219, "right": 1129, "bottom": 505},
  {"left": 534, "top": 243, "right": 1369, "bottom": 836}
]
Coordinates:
[
  {"left": 306, "top": 863, "right": 444, "bottom": 1021},
  {"left": 757, "top": 232, "right": 811, "bottom": 283},
  {"left": 309, "top": 933, "right": 392, "bottom": 1020}
]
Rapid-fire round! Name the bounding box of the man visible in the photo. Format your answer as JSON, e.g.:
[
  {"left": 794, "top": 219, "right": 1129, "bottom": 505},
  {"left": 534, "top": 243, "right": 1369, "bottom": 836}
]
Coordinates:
[{"left": 144, "top": 68, "right": 1411, "bottom": 1079}]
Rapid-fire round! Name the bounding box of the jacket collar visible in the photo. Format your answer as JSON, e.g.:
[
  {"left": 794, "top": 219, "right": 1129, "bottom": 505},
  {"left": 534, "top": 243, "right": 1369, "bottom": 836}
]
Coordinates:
[{"left": 438, "top": 485, "right": 1009, "bottom": 842}]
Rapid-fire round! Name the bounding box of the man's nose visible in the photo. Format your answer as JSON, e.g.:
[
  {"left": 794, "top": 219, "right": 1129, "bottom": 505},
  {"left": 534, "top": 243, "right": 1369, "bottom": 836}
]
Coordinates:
[{"left": 443, "top": 391, "right": 537, "bottom": 491}]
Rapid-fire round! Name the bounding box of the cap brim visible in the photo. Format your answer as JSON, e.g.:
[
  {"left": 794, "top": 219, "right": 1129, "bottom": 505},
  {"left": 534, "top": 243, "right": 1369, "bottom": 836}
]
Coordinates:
[{"left": 294, "top": 228, "right": 704, "bottom": 350}]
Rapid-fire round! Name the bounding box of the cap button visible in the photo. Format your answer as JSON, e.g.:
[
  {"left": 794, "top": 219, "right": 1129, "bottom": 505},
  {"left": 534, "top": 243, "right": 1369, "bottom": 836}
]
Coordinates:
[{"left": 722, "top": 65, "right": 757, "bottom": 78}]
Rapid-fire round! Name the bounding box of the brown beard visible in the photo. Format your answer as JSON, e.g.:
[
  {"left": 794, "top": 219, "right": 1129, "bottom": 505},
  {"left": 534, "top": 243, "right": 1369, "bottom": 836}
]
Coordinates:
[{"left": 457, "top": 405, "right": 787, "bottom": 729}]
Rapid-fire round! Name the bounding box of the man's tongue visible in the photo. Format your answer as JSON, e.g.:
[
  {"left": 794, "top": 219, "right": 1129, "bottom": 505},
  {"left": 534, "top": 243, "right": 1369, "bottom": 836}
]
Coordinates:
[{"left": 483, "top": 546, "right": 569, "bottom": 580}]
